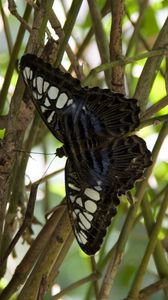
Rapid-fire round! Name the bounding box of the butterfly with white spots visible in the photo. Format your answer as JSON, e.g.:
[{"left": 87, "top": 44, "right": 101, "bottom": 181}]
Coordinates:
[{"left": 20, "top": 54, "right": 152, "bottom": 255}]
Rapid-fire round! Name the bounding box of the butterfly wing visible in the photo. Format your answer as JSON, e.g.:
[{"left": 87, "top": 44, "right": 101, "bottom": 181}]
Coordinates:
[
  {"left": 84, "top": 88, "right": 140, "bottom": 137},
  {"left": 20, "top": 54, "right": 84, "bottom": 142},
  {"left": 65, "top": 159, "right": 120, "bottom": 255},
  {"left": 20, "top": 54, "right": 141, "bottom": 143},
  {"left": 65, "top": 135, "right": 151, "bottom": 255}
]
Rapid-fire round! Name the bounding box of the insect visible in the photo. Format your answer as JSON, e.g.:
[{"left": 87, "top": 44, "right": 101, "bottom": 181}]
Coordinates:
[{"left": 20, "top": 54, "right": 152, "bottom": 255}]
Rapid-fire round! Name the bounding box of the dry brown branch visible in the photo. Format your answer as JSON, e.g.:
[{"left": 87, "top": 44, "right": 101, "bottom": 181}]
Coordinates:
[{"left": 110, "top": 0, "right": 124, "bottom": 93}]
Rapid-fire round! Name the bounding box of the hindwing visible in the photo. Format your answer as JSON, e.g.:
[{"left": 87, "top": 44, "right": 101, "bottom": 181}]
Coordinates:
[
  {"left": 65, "top": 135, "right": 151, "bottom": 254},
  {"left": 65, "top": 160, "right": 120, "bottom": 255}
]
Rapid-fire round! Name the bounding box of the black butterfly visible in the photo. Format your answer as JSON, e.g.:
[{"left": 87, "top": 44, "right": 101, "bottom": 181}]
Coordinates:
[{"left": 20, "top": 54, "right": 152, "bottom": 255}]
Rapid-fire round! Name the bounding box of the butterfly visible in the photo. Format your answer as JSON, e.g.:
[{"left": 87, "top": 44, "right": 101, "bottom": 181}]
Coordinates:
[{"left": 20, "top": 54, "right": 152, "bottom": 255}]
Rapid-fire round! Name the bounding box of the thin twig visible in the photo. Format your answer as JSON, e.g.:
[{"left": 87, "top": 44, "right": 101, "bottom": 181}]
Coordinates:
[
  {"left": 17, "top": 209, "right": 72, "bottom": 300},
  {"left": 134, "top": 17, "right": 168, "bottom": 111},
  {"left": 141, "top": 96, "right": 168, "bottom": 120},
  {"left": 0, "top": 3, "right": 32, "bottom": 113},
  {"left": 0, "top": 206, "right": 66, "bottom": 300},
  {"left": 126, "top": 0, "right": 149, "bottom": 56},
  {"left": 0, "top": 1, "right": 13, "bottom": 54},
  {"left": 127, "top": 186, "right": 168, "bottom": 299},
  {"left": 87, "top": 0, "right": 111, "bottom": 87},
  {"left": 139, "top": 114, "right": 168, "bottom": 129},
  {"left": 139, "top": 278, "right": 168, "bottom": 300},
  {"left": 83, "top": 48, "right": 168, "bottom": 86},
  {"left": 49, "top": 10, "right": 83, "bottom": 80},
  {"left": 76, "top": 0, "right": 111, "bottom": 59},
  {"left": 55, "top": 0, "right": 83, "bottom": 67},
  {"left": 52, "top": 272, "right": 100, "bottom": 300},
  {"left": 26, "top": 167, "right": 65, "bottom": 190},
  {"left": 8, "top": 0, "right": 31, "bottom": 32},
  {"left": 0, "top": 184, "right": 38, "bottom": 264},
  {"left": 90, "top": 256, "right": 99, "bottom": 299}
]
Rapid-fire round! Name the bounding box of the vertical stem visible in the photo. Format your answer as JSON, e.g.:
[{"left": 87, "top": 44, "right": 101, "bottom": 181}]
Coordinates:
[
  {"left": 87, "top": 0, "right": 111, "bottom": 87},
  {"left": 110, "top": 0, "right": 125, "bottom": 93}
]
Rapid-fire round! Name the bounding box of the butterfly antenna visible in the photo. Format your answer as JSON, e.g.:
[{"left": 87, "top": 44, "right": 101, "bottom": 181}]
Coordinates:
[
  {"left": 15, "top": 149, "right": 56, "bottom": 156},
  {"left": 38, "top": 154, "right": 58, "bottom": 186}
]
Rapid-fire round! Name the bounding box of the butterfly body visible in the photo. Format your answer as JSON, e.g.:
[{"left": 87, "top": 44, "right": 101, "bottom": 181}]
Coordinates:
[{"left": 20, "top": 54, "right": 152, "bottom": 255}]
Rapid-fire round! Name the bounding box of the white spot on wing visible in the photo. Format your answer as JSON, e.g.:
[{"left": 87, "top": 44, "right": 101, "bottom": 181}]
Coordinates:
[
  {"left": 79, "top": 222, "right": 86, "bottom": 230},
  {"left": 44, "top": 98, "right": 51, "bottom": 107},
  {"left": 85, "top": 200, "right": 97, "bottom": 213},
  {"left": 76, "top": 197, "right": 83, "bottom": 207},
  {"left": 47, "top": 111, "right": 55, "bottom": 123},
  {"left": 68, "top": 183, "right": 80, "bottom": 191},
  {"left": 78, "top": 232, "right": 87, "bottom": 244},
  {"left": 43, "top": 81, "right": 49, "bottom": 92},
  {"left": 33, "top": 91, "right": 40, "bottom": 100},
  {"left": 24, "top": 67, "right": 30, "bottom": 79},
  {"left": 67, "top": 99, "right": 73, "bottom": 106},
  {"left": 84, "top": 188, "right": 100, "bottom": 201},
  {"left": 33, "top": 78, "right": 36, "bottom": 88},
  {"left": 84, "top": 212, "right": 93, "bottom": 221},
  {"left": 70, "top": 195, "right": 76, "bottom": 202},
  {"left": 94, "top": 185, "right": 102, "bottom": 191},
  {"left": 48, "top": 86, "right": 59, "bottom": 99},
  {"left": 76, "top": 232, "right": 82, "bottom": 243},
  {"left": 74, "top": 209, "right": 80, "bottom": 215},
  {"left": 56, "top": 93, "right": 68, "bottom": 109},
  {"left": 41, "top": 106, "right": 48, "bottom": 113},
  {"left": 94, "top": 180, "right": 102, "bottom": 191},
  {"left": 80, "top": 231, "right": 87, "bottom": 239},
  {"left": 36, "top": 76, "right": 43, "bottom": 94},
  {"left": 79, "top": 213, "right": 91, "bottom": 229},
  {"left": 72, "top": 212, "right": 76, "bottom": 219},
  {"left": 29, "top": 69, "right": 33, "bottom": 80},
  {"left": 23, "top": 69, "right": 27, "bottom": 81}
]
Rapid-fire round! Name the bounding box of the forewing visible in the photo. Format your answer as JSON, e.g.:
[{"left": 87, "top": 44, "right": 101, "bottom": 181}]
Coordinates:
[
  {"left": 20, "top": 54, "right": 141, "bottom": 143},
  {"left": 20, "top": 54, "right": 83, "bottom": 142},
  {"left": 65, "top": 160, "right": 120, "bottom": 255}
]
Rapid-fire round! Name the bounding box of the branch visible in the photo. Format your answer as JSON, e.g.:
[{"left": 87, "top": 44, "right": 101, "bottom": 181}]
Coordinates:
[
  {"left": 17, "top": 209, "right": 72, "bottom": 300},
  {"left": 139, "top": 278, "right": 168, "bottom": 300},
  {"left": 0, "top": 206, "right": 66, "bottom": 300},
  {"left": 127, "top": 186, "right": 168, "bottom": 299},
  {"left": 83, "top": 48, "right": 168, "bottom": 86},
  {"left": 8, "top": 0, "right": 31, "bottom": 32},
  {"left": 55, "top": 0, "right": 83, "bottom": 67},
  {"left": 126, "top": 0, "right": 149, "bottom": 56},
  {"left": 87, "top": 0, "right": 111, "bottom": 87},
  {"left": 110, "top": 0, "right": 124, "bottom": 93},
  {"left": 52, "top": 272, "right": 100, "bottom": 300},
  {"left": 134, "top": 17, "right": 168, "bottom": 111},
  {"left": 141, "top": 96, "right": 168, "bottom": 120}
]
